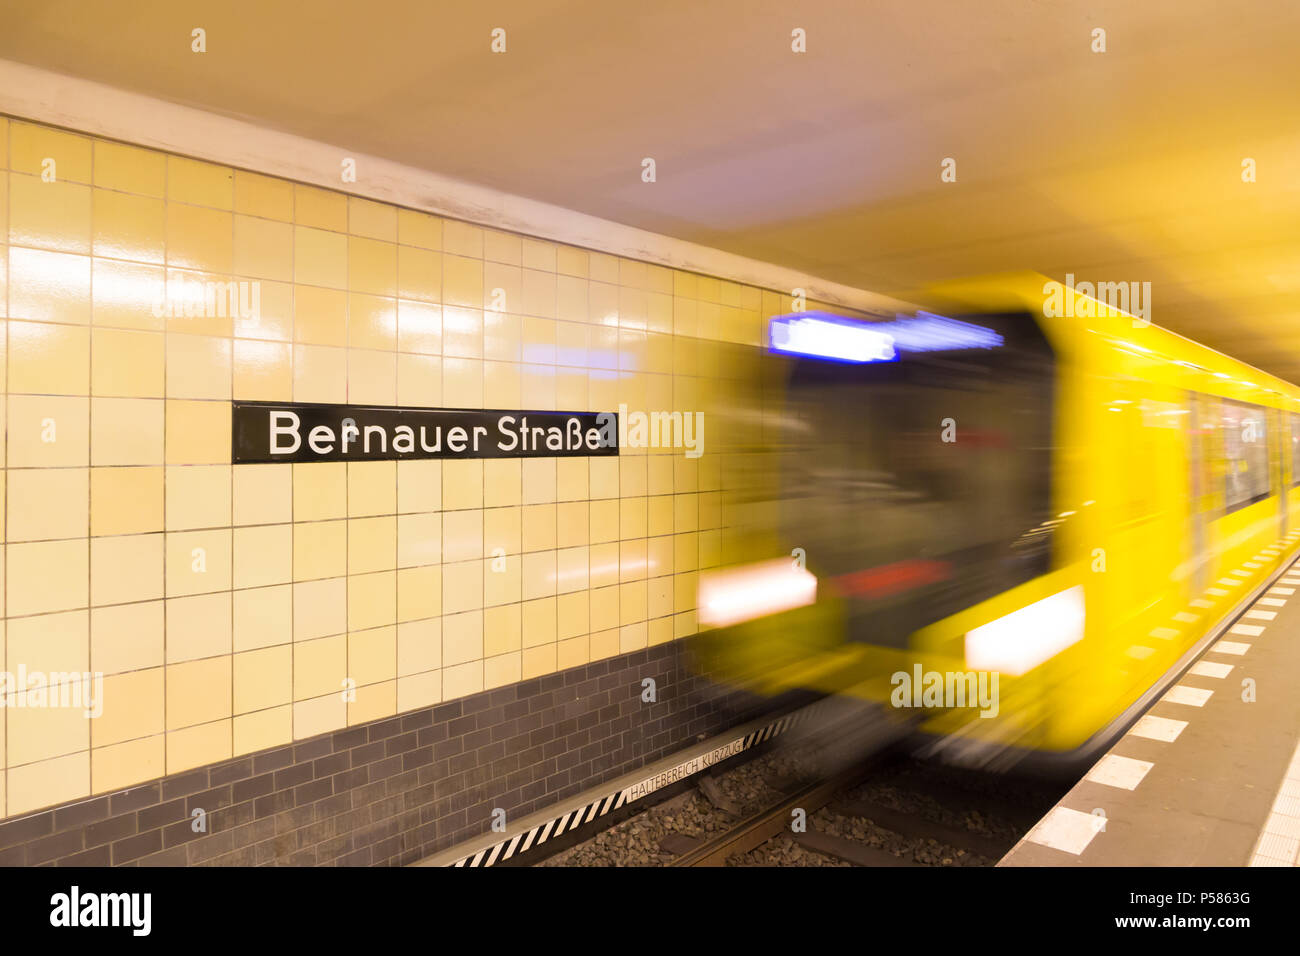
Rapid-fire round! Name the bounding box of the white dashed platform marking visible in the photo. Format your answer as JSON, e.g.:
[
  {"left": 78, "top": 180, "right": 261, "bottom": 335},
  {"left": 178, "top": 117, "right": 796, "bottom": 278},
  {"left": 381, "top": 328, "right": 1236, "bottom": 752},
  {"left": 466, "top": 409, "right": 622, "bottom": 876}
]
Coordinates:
[
  {"left": 1009, "top": 533, "right": 1300, "bottom": 868},
  {"left": 1086, "top": 754, "right": 1155, "bottom": 790},
  {"left": 1024, "top": 807, "right": 1106, "bottom": 856},
  {"left": 1163, "top": 685, "right": 1214, "bottom": 707},
  {"left": 1212, "top": 640, "right": 1251, "bottom": 656},
  {"left": 1129, "top": 714, "right": 1188, "bottom": 742}
]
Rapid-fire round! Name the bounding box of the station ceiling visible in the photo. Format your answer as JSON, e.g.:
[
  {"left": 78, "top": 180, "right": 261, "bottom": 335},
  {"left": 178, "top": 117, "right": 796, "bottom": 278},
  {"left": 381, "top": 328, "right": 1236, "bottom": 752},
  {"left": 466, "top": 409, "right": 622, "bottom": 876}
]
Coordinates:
[{"left": 3, "top": 0, "right": 1300, "bottom": 379}]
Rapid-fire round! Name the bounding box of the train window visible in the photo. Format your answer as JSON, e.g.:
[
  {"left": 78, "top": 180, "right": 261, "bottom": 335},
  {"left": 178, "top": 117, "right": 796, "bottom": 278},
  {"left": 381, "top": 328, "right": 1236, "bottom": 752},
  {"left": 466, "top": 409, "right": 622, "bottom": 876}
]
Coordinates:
[
  {"left": 772, "top": 313, "right": 1055, "bottom": 646},
  {"left": 1220, "top": 399, "right": 1270, "bottom": 511},
  {"left": 1291, "top": 413, "right": 1300, "bottom": 487}
]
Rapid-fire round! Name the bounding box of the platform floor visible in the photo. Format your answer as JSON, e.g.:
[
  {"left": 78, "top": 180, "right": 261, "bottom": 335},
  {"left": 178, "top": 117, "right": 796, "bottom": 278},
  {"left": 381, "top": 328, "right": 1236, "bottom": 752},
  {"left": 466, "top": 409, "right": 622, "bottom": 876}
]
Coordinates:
[{"left": 1001, "top": 539, "right": 1300, "bottom": 867}]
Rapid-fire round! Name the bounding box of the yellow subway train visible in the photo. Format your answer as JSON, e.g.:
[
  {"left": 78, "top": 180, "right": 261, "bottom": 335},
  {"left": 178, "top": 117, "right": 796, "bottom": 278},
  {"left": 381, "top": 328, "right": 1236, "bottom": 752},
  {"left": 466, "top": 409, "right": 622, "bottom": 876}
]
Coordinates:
[{"left": 693, "top": 272, "right": 1300, "bottom": 770}]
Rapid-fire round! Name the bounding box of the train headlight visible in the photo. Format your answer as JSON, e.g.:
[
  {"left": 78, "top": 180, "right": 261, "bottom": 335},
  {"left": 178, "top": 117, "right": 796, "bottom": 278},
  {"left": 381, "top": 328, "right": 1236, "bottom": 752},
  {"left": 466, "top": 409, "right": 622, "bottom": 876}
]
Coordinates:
[
  {"left": 698, "top": 559, "right": 818, "bottom": 628},
  {"left": 964, "top": 585, "right": 1085, "bottom": 676}
]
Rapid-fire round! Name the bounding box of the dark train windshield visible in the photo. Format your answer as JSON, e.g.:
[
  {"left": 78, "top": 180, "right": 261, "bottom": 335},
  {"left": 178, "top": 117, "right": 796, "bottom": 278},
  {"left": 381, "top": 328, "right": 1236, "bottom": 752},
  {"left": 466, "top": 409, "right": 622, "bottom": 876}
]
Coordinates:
[{"left": 775, "top": 313, "right": 1055, "bottom": 645}]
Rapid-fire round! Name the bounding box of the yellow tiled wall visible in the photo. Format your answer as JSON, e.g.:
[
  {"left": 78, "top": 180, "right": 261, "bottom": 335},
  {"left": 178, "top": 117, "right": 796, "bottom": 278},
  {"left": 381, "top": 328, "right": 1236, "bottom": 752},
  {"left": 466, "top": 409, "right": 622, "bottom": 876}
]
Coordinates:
[{"left": 0, "top": 115, "right": 850, "bottom": 820}]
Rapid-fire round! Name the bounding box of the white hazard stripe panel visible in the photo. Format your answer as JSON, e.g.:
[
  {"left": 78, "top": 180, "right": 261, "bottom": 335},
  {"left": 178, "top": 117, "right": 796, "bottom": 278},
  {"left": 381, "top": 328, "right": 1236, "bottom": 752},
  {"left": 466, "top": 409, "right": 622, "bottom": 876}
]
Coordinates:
[{"left": 444, "top": 701, "right": 826, "bottom": 866}]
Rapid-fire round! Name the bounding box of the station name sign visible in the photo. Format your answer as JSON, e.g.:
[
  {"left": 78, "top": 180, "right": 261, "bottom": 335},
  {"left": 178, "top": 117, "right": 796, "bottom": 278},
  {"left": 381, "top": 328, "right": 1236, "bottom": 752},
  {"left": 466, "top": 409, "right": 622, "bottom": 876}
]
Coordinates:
[{"left": 232, "top": 401, "right": 619, "bottom": 463}]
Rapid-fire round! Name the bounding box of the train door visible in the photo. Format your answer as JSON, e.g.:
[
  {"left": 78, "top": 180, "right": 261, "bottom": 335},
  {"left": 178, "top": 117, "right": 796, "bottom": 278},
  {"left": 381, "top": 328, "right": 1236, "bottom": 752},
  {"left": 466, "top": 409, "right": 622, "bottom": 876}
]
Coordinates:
[
  {"left": 1278, "top": 410, "right": 1289, "bottom": 538},
  {"left": 1138, "top": 392, "right": 1193, "bottom": 604},
  {"left": 1104, "top": 381, "right": 1188, "bottom": 652},
  {"left": 1290, "top": 413, "right": 1300, "bottom": 537},
  {"left": 1187, "top": 394, "right": 1209, "bottom": 594}
]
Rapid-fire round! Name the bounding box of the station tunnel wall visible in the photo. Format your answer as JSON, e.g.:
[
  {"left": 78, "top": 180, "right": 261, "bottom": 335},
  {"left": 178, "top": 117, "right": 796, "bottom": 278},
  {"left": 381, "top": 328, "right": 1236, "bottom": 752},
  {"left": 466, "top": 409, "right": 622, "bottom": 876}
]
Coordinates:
[{"left": 0, "top": 114, "right": 877, "bottom": 864}]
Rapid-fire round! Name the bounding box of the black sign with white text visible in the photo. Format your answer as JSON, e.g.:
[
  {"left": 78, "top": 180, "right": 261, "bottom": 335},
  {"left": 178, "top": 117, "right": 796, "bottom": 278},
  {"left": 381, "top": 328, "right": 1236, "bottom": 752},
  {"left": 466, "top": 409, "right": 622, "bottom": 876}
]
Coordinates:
[{"left": 232, "top": 401, "right": 619, "bottom": 463}]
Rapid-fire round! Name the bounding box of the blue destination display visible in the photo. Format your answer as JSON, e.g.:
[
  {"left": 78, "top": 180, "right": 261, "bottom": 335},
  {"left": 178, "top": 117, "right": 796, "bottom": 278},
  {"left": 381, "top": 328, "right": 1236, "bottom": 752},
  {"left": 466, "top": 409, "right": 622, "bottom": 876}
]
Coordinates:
[
  {"left": 232, "top": 401, "right": 619, "bottom": 463},
  {"left": 768, "top": 310, "right": 1004, "bottom": 363},
  {"left": 769, "top": 312, "right": 898, "bottom": 364}
]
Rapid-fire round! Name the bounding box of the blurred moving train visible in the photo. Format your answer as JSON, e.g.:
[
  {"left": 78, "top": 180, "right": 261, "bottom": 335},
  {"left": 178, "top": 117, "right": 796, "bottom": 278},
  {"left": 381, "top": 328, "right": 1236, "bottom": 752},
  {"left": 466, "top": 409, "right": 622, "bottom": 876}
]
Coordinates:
[{"left": 693, "top": 272, "right": 1300, "bottom": 771}]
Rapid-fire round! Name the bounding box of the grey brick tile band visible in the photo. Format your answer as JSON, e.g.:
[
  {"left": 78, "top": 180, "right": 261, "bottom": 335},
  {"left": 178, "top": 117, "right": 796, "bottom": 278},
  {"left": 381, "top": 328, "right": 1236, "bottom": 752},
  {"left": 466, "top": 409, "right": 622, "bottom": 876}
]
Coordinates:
[{"left": 0, "top": 639, "right": 769, "bottom": 867}]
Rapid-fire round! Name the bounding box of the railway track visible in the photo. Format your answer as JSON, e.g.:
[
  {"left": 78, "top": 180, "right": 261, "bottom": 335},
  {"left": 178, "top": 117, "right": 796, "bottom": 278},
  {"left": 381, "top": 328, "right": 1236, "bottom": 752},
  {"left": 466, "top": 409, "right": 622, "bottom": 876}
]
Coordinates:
[
  {"left": 538, "top": 743, "right": 1069, "bottom": 867},
  {"left": 669, "top": 766, "right": 872, "bottom": 866}
]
